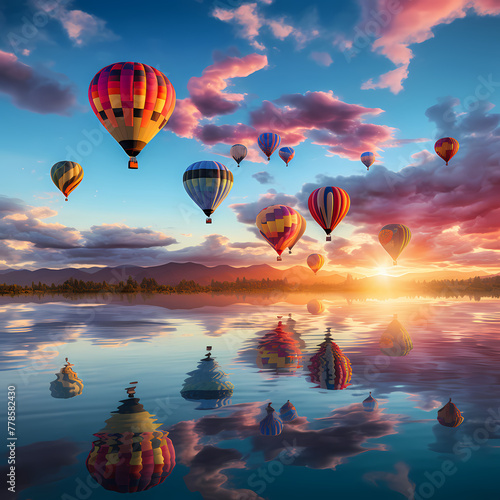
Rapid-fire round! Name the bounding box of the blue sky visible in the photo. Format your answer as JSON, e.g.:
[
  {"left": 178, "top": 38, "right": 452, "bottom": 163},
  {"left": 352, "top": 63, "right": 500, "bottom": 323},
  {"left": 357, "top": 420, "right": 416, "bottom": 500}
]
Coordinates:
[{"left": 1, "top": 0, "right": 499, "bottom": 273}]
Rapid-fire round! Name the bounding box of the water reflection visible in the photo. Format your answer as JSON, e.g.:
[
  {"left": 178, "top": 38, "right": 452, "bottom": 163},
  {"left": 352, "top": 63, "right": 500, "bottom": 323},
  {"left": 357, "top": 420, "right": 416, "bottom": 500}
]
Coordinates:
[
  {"left": 86, "top": 383, "right": 176, "bottom": 493},
  {"left": 259, "top": 403, "right": 284, "bottom": 436},
  {"left": 307, "top": 299, "right": 325, "bottom": 315},
  {"left": 437, "top": 398, "right": 464, "bottom": 428},
  {"left": 180, "top": 347, "right": 234, "bottom": 410},
  {"left": 362, "top": 392, "right": 378, "bottom": 412},
  {"left": 49, "top": 358, "right": 84, "bottom": 399},
  {"left": 379, "top": 314, "right": 413, "bottom": 357}
]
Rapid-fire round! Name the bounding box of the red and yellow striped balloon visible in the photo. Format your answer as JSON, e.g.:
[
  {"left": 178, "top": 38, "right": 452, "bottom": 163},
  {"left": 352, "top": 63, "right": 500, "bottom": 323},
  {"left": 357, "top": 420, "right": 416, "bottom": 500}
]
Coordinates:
[
  {"left": 50, "top": 161, "right": 83, "bottom": 201},
  {"left": 89, "top": 62, "right": 176, "bottom": 169},
  {"left": 308, "top": 187, "right": 350, "bottom": 241},
  {"left": 307, "top": 254, "right": 325, "bottom": 274}
]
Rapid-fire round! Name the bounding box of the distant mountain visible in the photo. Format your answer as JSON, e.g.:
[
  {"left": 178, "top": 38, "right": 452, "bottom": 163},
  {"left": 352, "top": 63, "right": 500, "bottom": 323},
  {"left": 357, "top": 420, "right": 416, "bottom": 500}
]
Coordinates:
[{"left": 396, "top": 270, "right": 489, "bottom": 281}]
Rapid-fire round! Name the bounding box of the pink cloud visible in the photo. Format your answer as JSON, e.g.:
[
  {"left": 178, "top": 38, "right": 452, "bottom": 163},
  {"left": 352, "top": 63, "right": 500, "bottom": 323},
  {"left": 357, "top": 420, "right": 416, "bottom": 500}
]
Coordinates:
[{"left": 310, "top": 51, "right": 334, "bottom": 67}]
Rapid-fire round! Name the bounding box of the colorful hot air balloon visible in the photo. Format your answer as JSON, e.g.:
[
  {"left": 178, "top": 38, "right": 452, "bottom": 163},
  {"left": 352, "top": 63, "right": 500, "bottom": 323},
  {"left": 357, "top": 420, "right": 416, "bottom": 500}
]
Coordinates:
[
  {"left": 287, "top": 213, "right": 306, "bottom": 254},
  {"left": 279, "top": 400, "right": 298, "bottom": 422},
  {"left": 88, "top": 62, "right": 176, "bottom": 169},
  {"left": 307, "top": 254, "right": 325, "bottom": 274},
  {"left": 437, "top": 398, "right": 464, "bottom": 428},
  {"left": 259, "top": 403, "right": 283, "bottom": 436},
  {"left": 434, "top": 137, "right": 459, "bottom": 165},
  {"left": 256, "top": 205, "right": 302, "bottom": 261},
  {"left": 279, "top": 147, "right": 295, "bottom": 166},
  {"left": 360, "top": 152, "right": 375, "bottom": 170},
  {"left": 378, "top": 224, "right": 411, "bottom": 265},
  {"left": 256, "top": 320, "right": 302, "bottom": 374},
  {"left": 308, "top": 187, "right": 350, "bottom": 241},
  {"left": 230, "top": 144, "right": 247, "bottom": 167},
  {"left": 307, "top": 299, "right": 325, "bottom": 315},
  {"left": 181, "top": 348, "right": 234, "bottom": 410},
  {"left": 86, "top": 383, "right": 176, "bottom": 493},
  {"left": 308, "top": 328, "right": 352, "bottom": 390},
  {"left": 50, "top": 161, "right": 83, "bottom": 201},
  {"left": 183, "top": 161, "right": 234, "bottom": 223},
  {"left": 380, "top": 315, "right": 413, "bottom": 357},
  {"left": 258, "top": 133, "right": 281, "bottom": 161},
  {"left": 49, "top": 358, "right": 84, "bottom": 399},
  {"left": 362, "top": 392, "right": 378, "bottom": 412}
]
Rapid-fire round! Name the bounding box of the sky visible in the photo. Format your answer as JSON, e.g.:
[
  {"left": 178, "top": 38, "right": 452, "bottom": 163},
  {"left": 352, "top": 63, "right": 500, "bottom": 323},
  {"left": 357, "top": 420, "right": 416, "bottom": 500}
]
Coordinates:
[{"left": 0, "top": 0, "right": 500, "bottom": 275}]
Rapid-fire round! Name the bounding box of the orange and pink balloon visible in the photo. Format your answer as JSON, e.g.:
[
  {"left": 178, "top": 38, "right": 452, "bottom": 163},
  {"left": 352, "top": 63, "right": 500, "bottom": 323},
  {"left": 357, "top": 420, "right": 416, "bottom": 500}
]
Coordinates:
[{"left": 307, "top": 254, "right": 325, "bottom": 274}]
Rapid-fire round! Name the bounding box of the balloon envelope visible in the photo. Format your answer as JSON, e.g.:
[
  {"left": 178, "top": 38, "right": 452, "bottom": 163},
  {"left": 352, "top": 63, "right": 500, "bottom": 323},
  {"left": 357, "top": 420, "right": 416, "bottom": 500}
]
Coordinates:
[
  {"left": 230, "top": 144, "right": 247, "bottom": 166},
  {"left": 256, "top": 205, "right": 301, "bottom": 260},
  {"left": 362, "top": 392, "right": 378, "bottom": 412},
  {"left": 49, "top": 359, "right": 84, "bottom": 399},
  {"left": 307, "top": 299, "right": 325, "bottom": 315},
  {"left": 279, "top": 147, "right": 295, "bottom": 166},
  {"left": 434, "top": 137, "right": 459, "bottom": 165},
  {"left": 437, "top": 399, "right": 464, "bottom": 428},
  {"left": 259, "top": 405, "right": 283, "bottom": 436},
  {"left": 89, "top": 62, "right": 175, "bottom": 167},
  {"left": 279, "top": 400, "right": 298, "bottom": 422},
  {"left": 380, "top": 315, "right": 413, "bottom": 356},
  {"left": 308, "top": 187, "right": 350, "bottom": 241},
  {"left": 360, "top": 152, "right": 375, "bottom": 170},
  {"left": 258, "top": 133, "right": 281, "bottom": 160},
  {"left": 183, "top": 161, "right": 233, "bottom": 222},
  {"left": 287, "top": 213, "right": 306, "bottom": 253},
  {"left": 51, "top": 162, "right": 83, "bottom": 201},
  {"left": 307, "top": 254, "right": 325, "bottom": 274},
  {"left": 378, "top": 224, "right": 411, "bottom": 265}
]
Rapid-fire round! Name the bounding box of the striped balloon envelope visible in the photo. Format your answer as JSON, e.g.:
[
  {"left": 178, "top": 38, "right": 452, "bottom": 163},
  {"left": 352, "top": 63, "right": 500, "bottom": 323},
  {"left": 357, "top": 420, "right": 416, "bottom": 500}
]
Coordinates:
[
  {"left": 362, "top": 392, "right": 378, "bottom": 412},
  {"left": 50, "top": 161, "right": 84, "bottom": 201},
  {"left": 434, "top": 137, "right": 459, "bottom": 165},
  {"left": 379, "top": 315, "right": 413, "bottom": 357},
  {"left": 437, "top": 399, "right": 464, "bottom": 428},
  {"left": 279, "top": 400, "right": 298, "bottom": 422},
  {"left": 279, "top": 146, "right": 295, "bottom": 166},
  {"left": 308, "top": 187, "right": 350, "bottom": 241},
  {"left": 259, "top": 404, "right": 283, "bottom": 436},
  {"left": 360, "top": 151, "right": 375, "bottom": 170},
  {"left": 287, "top": 213, "right": 306, "bottom": 254},
  {"left": 230, "top": 144, "right": 247, "bottom": 166},
  {"left": 88, "top": 62, "right": 176, "bottom": 169},
  {"left": 256, "top": 205, "right": 302, "bottom": 260},
  {"left": 183, "top": 161, "right": 234, "bottom": 224},
  {"left": 307, "top": 254, "right": 325, "bottom": 274},
  {"left": 378, "top": 224, "right": 411, "bottom": 265},
  {"left": 258, "top": 133, "right": 281, "bottom": 160}
]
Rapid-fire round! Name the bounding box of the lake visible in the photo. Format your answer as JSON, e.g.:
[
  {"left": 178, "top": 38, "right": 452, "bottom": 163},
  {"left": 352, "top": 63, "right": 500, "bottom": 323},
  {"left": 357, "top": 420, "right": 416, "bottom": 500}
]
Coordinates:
[{"left": 1, "top": 293, "right": 499, "bottom": 500}]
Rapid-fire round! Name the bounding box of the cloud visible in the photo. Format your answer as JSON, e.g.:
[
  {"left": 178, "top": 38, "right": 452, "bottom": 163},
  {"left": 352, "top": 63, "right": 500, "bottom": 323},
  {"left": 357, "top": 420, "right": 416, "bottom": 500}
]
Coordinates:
[
  {"left": 364, "top": 462, "right": 415, "bottom": 499},
  {"left": 349, "top": 0, "right": 500, "bottom": 93},
  {"left": 0, "top": 50, "right": 77, "bottom": 115},
  {"left": 39, "top": 0, "right": 118, "bottom": 46},
  {"left": 252, "top": 171, "right": 275, "bottom": 184},
  {"left": 211, "top": 2, "right": 317, "bottom": 50},
  {"left": 310, "top": 51, "right": 333, "bottom": 66}
]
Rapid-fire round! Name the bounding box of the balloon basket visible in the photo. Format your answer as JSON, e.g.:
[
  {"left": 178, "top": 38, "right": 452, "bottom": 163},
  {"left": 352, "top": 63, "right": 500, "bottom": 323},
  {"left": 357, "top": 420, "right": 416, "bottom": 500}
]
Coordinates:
[
  {"left": 393, "top": 261, "right": 397, "bottom": 266},
  {"left": 288, "top": 250, "right": 292, "bottom": 254},
  {"left": 277, "top": 256, "right": 282, "bottom": 261},
  {"left": 326, "top": 236, "right": 331, "bottom": 242},
  {"left": 128, "top": 158, "right": 138, "bottom": 170},
  {"left": 206, "top": 218, "right": 212, "bottom": 224},
  {"left": 65, "top": 198, "right": 68, "bottom": 202}
]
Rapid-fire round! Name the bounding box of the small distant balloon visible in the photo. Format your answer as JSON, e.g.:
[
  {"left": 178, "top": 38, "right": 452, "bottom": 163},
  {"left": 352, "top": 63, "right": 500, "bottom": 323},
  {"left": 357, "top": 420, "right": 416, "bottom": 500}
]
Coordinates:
[
  {"left": 378, "top": 224, "right": 411, "bottom": 265},
  {"left": 259, "top": 403, "right": 283, "bottom": 436},
  {"left": 308, "top": 187, "right": 350, "bottom": 241},
  {"left": 437, "top": 398, "right": 464, "bottom": 428},
  {"left": 362, "top": 392, "right": 378, "bottom": 412},
  {"left": 258, "top": 133, "right": 281, "bottom": 161},
  {"left": 434, "top": 137, "right": 459, "bottom": 165},
  {"left": 307, "top": 254, "right": 325, "bottom": 274},
  {"left": 230, "top": 144, "right": 247, "bottom": 167},
  {"left": 279, "top": 147, "right": 295, "bottom": 166},
  {"left": 51, "top": 161, "right": 83, "bottom": 201},
  {"left": 307, "top": 299, "right": 325, "bottom": 315},
  {"left": 360, "top": 152, "right": 375, "bottom": 170},
  {"left": 183, "top": 161, "right": 233, "bottom": 224}
]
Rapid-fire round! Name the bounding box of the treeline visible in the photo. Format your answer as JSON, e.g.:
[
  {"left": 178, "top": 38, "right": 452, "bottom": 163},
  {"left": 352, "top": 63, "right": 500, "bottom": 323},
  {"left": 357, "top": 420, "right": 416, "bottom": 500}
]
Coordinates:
[{"left": 0, "top": 276, "right": 293, "bottom": 295}]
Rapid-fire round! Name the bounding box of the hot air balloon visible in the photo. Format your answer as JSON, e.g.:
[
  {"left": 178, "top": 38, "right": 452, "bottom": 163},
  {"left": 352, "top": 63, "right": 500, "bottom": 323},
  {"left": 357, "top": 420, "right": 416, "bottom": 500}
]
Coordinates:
[
  {"left": 279, "top": 147, "right": 295, "bottom": 166},
  {"left": 49, "top": 358, "right": 84, "bottom": 399},
  {"left": 230, "top": 144, "right": 247, "bottom": 167},
  {"left": 360, "top": 152, "right": 375, "bottom": 171},
  {"left": 86, "top": 383, "right": 176, "bottom": 493},
  {"left": 88, "top": 62, "right": 176, "bottom": 169},
  {"left": 259, "top": 403, "right": 283, "bottom": 436},
  {"left": 437, "top": 398, "right": 464, "bottom": 428},
  {"left": 307, "top": 254, "right": 325, "bottom": 274},
  {"left": 308, "top": 187, "right": 350, "bottom": 241},
  {"left": 279, "top": 400, "right": 298, "bottom": 422},
  {"left": 307, "top": 299, "right": 325, "bottom": 315},
  {"left": 183, "top": 161, "right": 234, "bottom": 223},
  {"left": 180, "top": 347, "right": 234, "bottom": 410},
  {"left": 434, "top": 137, "right": 459, "bottom": 165},
  {"left": 256, "top": 320, "right": 302, "bottom": 374},
  {"left": 258, "top": 133, "right": 281, "bottom": 161},
  {"left": 256, "top": 205, "right": 302, "bottom": 261},
  {"left": 50, "top": 162, "right": 83, "bottom": 201},
  {"left": 380, "top": 315, "right": 413, "bottom": 357},
  {"left": 362, "top": 392, "right": 378, "bottom": 412},
  {"left": 287, "top": 213, "right": 306, "bottom": 254},
  {"left": 308, "top": 328, "right": 352, "bottom": 390},
  {"left": 378, "top": 224, "right": 411, "bottom": 265}
]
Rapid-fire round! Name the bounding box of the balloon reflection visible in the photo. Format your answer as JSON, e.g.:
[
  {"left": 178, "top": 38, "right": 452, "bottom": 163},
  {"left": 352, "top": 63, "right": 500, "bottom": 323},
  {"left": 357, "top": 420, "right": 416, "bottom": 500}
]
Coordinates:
[
  {"left": 49, "top": 358, "right": 84, "bottom": 399},
  {"left": 308, "top": 328, "right": 352, "bottom": 390},
  {"left": 379, "top": 315, "right": 413, "bottom": 356},
  {"left": 280, "top": 400, "right": 298, "bottom": 422},
  {"left": 86, "top": 383, "right": 175, "bottom": 493},
  {"left": 362, "top": 392, "right": 378, "bottom": 412},
  {"left": 180, "top": 347, "right": 234, "bottom": 410},
  {"left": 437, "top": 398, "right": 464, "bottom": 428},
  {"left": 259, "top": 403, "right": 284, "bottom": 436},
  {"left": 307, "top": 299, "right": 325, "bottom": 315}
]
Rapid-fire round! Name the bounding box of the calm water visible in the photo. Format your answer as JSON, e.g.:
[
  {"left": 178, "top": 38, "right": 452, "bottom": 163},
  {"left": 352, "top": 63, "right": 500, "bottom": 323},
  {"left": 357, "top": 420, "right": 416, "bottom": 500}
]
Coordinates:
[{"left": 1, "top": 293, "right": 499, "bottom": 500}]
